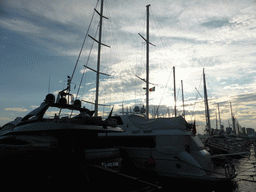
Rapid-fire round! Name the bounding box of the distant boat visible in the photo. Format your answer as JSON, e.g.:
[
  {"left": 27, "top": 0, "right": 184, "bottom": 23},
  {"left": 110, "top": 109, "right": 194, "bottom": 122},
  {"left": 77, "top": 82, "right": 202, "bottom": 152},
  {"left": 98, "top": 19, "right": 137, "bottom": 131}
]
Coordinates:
[{"left": 200, "top": 72, "right": 251, "bottom": 160}]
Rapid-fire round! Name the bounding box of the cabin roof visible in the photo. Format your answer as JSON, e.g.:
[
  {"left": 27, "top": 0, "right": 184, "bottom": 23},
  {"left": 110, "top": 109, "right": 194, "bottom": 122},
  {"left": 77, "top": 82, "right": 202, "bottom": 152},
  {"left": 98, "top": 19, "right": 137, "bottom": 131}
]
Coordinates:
[{"left": 128, "top": 115, "right": 187, "bottom": 130}]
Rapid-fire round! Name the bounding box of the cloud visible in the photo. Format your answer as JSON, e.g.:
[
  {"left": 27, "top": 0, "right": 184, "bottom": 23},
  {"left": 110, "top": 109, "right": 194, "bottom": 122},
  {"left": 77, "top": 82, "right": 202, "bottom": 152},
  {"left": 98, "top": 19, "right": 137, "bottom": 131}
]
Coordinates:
[
  {"left": 0, "top": 118, "right": 12, "bottom": 122},
  {"left": 201, "top": 18, "right": 232, "bottom": 28},
  {"left": 4, "top": 107, "right": 28, "bottom": 112},
  {"left": 31, "top": 106, "right": 39, "bottom": 109},
  {"left": 1, "top": 0, "right": 256, "bottom": 132},
  {"left": 45, "top": 110, "right": 60, "bottom": 117},
  {"left": 3, "top": 0, "right": 96, "bottom": 25},
  {"left": 0, "top": 18, "right": 43, "bottom": 34}
]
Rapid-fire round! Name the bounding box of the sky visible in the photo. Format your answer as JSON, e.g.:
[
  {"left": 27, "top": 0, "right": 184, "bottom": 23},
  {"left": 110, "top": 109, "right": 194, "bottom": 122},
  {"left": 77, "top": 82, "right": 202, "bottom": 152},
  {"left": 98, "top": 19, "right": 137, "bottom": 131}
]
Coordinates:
[{"left": 1, "top": 0, "right": 256, "bottom": 134}]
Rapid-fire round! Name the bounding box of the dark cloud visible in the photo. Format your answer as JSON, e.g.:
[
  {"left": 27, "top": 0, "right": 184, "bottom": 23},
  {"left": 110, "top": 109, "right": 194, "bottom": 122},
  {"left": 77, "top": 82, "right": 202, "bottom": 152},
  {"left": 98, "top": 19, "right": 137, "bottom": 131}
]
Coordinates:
[
  {"left": 201, "top": 18, "right": 232, "bottom": 28},
  {"left": 233, "top": 92, "right": 256, "bottom": 104},
  {"left": 167, "top": 36, "right": 208, "bottom": 45},
  {"left": 190, "top": 56, "right": 221, "bottom": 67}
]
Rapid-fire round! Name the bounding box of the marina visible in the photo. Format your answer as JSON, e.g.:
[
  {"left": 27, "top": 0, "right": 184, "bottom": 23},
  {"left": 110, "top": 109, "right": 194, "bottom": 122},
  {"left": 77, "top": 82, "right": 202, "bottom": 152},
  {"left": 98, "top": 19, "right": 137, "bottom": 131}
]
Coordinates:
[{"left": 1, "top": 0, "right": 256, "bottom": 191}]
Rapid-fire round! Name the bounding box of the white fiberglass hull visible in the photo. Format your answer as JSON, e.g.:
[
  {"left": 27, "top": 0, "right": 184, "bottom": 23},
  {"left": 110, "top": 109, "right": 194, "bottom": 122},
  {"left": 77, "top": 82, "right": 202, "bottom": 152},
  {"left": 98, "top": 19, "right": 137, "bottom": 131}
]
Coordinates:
[
  {"left": 122, "top": 147, "right": 234, "bottom": 182},
  {"left": 123, "top": 147, "right": 207, "bottom": 177}
]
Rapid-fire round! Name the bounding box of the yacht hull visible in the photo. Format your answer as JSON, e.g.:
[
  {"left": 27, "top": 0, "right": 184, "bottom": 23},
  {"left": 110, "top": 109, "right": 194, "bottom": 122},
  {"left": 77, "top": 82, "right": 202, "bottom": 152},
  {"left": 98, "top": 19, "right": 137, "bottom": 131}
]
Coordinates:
[
  {"left": 120, "top": 147, "right": 235, "bottom": 183},
  {"left": 122, "top": 147, "right": 207, "bottom": 177}
]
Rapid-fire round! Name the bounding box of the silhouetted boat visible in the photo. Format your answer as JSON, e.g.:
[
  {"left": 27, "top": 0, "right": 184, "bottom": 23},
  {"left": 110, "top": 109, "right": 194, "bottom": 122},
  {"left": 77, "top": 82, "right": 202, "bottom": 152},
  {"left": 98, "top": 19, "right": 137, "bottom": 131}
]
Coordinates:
[
  {"left": 99, "top": 4, "right": 236, "bottom": 185},
  {"left": 0, "top": 0, "right": 124, "bottom": 185}
]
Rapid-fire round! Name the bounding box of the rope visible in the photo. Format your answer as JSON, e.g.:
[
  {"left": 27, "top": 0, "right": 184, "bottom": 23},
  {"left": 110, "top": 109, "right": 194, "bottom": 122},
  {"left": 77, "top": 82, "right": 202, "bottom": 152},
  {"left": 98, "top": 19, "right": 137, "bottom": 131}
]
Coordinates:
[
  {"left": 70, "top": 0, "right": 100, "bottom": 86},
  {"left": 155, "top": 69, "right": 172, "bottom": 117},
  {"left": 76, "top": 24, "right": 99, "bottom": 99}
]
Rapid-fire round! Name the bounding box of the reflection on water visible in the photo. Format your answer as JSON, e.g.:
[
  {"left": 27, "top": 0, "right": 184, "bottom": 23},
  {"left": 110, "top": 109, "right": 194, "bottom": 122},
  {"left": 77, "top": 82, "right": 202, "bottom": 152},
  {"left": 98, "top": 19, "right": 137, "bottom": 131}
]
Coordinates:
[
  {"left": 234, "top": 147, "right": 256, "bottom": 192},
  {"left": 159, "top": 146, "right": 256, "bottom": 192}
]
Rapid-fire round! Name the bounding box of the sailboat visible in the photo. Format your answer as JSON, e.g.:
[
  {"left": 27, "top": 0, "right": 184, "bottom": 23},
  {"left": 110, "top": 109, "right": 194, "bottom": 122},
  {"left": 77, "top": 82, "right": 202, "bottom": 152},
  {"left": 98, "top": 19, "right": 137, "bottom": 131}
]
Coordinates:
[
  {"left": 99, "top": 5, "right": 236, "bottom": 184},
  {"left": 0, "top": 0, "right": 123, "bottom": 183},
  {"left": 200, "top": 70, "right": 250, "bottom": 161}
]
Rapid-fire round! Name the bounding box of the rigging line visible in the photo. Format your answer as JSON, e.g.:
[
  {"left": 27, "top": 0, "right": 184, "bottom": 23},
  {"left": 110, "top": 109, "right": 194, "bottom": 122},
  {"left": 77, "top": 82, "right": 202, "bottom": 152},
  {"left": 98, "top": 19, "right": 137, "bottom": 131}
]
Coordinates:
[
  {"left": 173, "top": 87, "right": 182, "bottom": 116},
  {"left": 155, "top": 68, "right": 172, "bottom": 116},
  {"left": 76, "top": 24, "right": 100, "bottom": 100},
  {"left": 151, "top": 9, "right": 171, "bottom": 60},
  {"left": 70, "top": 0, "right": 100, "bottom": 85},
  {"left": 192, "top": 73, "right": 203, "bottom": 119},
  {"left": 177, "top": 86, "right": 181, "bottom": 102},
  {"left": 151, "top": 12, "right": 165, "bottom": 48},
  {"left": 149, "top": 10, "right": 175, "bottom": 117},
  {"left": 105, "top": 2, "right": 135, "bottom": 101}
]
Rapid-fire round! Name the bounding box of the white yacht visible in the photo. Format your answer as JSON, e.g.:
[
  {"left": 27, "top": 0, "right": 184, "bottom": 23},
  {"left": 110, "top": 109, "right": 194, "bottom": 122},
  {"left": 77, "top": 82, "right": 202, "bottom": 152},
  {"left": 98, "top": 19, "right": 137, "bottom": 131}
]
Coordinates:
[
  {"left": 97, "top": 4, "right": 235, "bottom": 182},
  {"left": 0, "top": 83, "right": 123, "bottom": 183},
  {"left": 0, "top": 0, "right": 122, "bottom": 162},
  {"left": 99, "top": 107, "right": 236, "bottom": 182},
  {"left": 0, "top": 86, "right": 122, "bottom": 154}
]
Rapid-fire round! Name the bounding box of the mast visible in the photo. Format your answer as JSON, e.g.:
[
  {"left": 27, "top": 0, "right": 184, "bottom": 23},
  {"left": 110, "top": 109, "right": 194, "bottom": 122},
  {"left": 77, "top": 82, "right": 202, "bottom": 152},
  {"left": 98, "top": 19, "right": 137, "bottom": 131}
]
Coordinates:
[
  {"left": 173, "top": 66, "right": 176, "bottom": 117},
  {"left": 95, "top": 0, "right": 104, "bottom": 116},
  {"left": 230, "top": 102, "right": 236, "bottom": 135},
  {"left": 237, "top": 121, "right": 240, "bottom": 135},
  {"left": 203, "top": 68, "right": 211, "bottom": 134},
  {"left": 215, "top": 111, "right": 218, "bottom": 130},
  {"left": 138, "top": 4, "right": 156, "bottom": 119},
  {"left": 145, "top": 4, "right": 150, "bottom": 119},
  {"left": 217, "top": 103, "right": 222, "bottom": 131},
  {"left": 181, "top": 80, "right": 185, "bottom": 118}
]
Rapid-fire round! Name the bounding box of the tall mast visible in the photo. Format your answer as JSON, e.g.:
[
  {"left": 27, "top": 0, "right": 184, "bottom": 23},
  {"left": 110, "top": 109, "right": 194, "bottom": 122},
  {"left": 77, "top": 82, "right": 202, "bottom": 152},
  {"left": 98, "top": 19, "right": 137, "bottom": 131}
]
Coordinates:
[
  {"left": 146, "top": 4, "right": 150, "bottom": 119},
  {"left": 173, "top": 66, "right": 176, "bottom": 117},
  {"left": 95, "top": 0, "right": 104, "bottom": 117},
  {"left": 203, "top": 68, "right": 211, "bottom": 134},
  {"left": 86, "top": 0, "right": 110, "bottom": 114},
  {"left": 139, "top": 4, "right": 155, "bottom": 119},
  {"left": 215, "top": 111, "right": 218, "bottom": 130},
  {"left": 217, "top": 103, "right": 222, "bottom": 131},
  {"left": 181, "top": 80, "right": 185, "bottom": 119},
  {"left": 230, "top": 102, "right": 236, "bottom": 135}
]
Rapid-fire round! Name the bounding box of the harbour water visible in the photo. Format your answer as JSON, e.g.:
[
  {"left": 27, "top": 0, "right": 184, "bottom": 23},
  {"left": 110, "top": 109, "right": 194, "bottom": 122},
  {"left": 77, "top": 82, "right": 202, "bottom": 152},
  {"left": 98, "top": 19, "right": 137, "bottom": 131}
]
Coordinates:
[
  {"left": 233, "top": 148, "right": 256, "bottom": 192},
  {"left": 185, "top": 146, "right": 256, "bottom": 192},
  {"left": 141, "top": 146, "right": 256, "bottom": 192}
]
